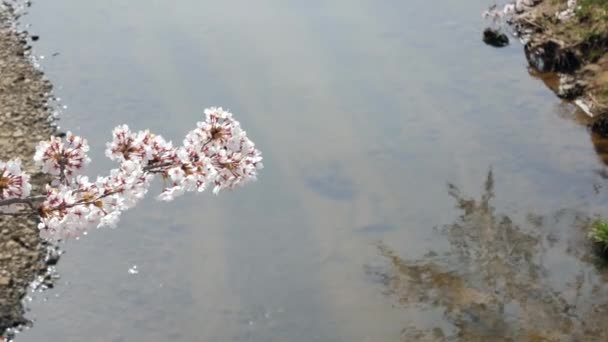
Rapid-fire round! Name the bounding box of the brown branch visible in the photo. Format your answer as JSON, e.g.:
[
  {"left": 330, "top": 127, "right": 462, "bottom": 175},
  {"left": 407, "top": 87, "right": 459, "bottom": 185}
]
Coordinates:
[
  {"left": 0, "top": 211, "right": 38, "bottom": 217},
  {"left": 143, "top": 162, "right": 173, "bottom": 172},
  {"left": 59, "top": 152, "right": 67, "bottom": 185},
  {"left": 0, "top": 195, "right": 46, "bottom": 207}
]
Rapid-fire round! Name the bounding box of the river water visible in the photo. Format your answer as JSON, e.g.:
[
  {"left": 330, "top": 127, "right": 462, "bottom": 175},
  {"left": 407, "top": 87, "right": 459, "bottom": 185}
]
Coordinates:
[{"left": 15, "top": 0, "right": 608, "bottom": 341}]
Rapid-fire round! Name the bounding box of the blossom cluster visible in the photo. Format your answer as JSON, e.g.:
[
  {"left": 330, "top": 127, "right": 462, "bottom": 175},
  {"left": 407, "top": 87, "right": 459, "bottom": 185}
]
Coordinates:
[
  {"left": 38, "top": 160, "right": 153, "bottom": 239},
  {"left": 0, "top": 159, "right": 31, "bottom": 213},
  {"left": 163, "top": 107, "right": 263, "bottom": 198},
  {"left": 33, "top": 132, "right": 91, "bottom": 182},
  {"left": 0, "top": 107, "right": 263, "bottom": 240}
]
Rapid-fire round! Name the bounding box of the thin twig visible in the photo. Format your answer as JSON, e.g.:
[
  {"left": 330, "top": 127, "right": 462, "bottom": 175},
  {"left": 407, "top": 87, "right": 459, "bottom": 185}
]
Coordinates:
[{"left": 518, "top": 17, "right": 546, "bottom": 31}]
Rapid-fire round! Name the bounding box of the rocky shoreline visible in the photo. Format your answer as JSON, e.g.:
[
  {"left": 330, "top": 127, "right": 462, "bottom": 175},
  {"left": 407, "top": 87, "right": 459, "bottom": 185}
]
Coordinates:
[
  {"left": 0, "top": 2, "right": 57, "bottom": 338},
  {"left": 508, "top": 0, "right": 608, "bottom": 132}
]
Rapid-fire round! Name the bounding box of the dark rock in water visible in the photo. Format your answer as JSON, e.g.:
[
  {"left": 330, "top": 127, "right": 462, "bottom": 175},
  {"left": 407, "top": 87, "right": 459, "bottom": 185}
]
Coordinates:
[
  {"left": 591, "top": 116, "right": 608, "bottom": 137},
  {"left": 524, "top": 40, "right": 580, "bottom": 73},
  {"left": 30, "top": 35, "right": 39, "bottom": 41},
  {"left": 483, "top": 28, "right": 509, "bottom": 47},
  {"left": 45, "top": 246, "right": 61, "bottom": 266}
]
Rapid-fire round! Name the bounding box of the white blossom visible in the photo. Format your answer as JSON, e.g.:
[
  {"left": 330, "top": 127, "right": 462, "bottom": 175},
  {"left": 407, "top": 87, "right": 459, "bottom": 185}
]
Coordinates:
[
  {"left": 106, "top": 125, "right": 177, "bottom": 167},
  {"left": 34, "top": 132, "right": 91, "bottom": 181},
  {"left": 157, "top": 146, "right": 216, "bottom": 201}
]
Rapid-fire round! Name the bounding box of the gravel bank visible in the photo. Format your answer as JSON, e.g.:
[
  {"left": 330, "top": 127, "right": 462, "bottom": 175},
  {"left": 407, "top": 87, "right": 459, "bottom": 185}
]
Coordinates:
[{"left": 0, "top": 2, "right": 57, "bottom": 338}]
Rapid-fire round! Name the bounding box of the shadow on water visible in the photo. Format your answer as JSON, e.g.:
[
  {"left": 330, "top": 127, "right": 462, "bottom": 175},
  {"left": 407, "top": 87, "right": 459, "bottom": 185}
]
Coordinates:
[
  {"left": 526, "top": 68, "right": 608, "bottom": 170},
  {"left": 374, "top": 169, "right": 608, "bottom": 341},
  {"left": 591, "top": 132, "right": 608, "bottom": 168}
]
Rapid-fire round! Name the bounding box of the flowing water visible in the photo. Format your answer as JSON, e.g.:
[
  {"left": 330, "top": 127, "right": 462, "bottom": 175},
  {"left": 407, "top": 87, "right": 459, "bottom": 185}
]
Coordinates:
[{"left": 13, "top": 0, "right": 608, "bottom": 340}]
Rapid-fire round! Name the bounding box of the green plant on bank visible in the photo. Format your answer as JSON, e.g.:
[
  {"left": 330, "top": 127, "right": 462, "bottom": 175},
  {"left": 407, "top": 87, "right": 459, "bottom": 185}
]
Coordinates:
[
  {"left": 531, "top": 0, "right": 608, "bottom": 42},
  {"left": 589, "top": 219, "right": 608, "bottom": 247},
  {"left": 602, "top": 83, "right": 608, "bottom": 98},
  {"left": 576, "top": 0, "right": 608, "bottom": 21},
  {"left": 588, "top": 47, "right": 604, "bottom": 61}
]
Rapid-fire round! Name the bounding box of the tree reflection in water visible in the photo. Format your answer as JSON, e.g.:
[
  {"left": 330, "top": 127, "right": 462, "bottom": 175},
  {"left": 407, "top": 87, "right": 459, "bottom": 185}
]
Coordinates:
[{"left": 376, "top": 169, "right": 608, "bottom": 341}]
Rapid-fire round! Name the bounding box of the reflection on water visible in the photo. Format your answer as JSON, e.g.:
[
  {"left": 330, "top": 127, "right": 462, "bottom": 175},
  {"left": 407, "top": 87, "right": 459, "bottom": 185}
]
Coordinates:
[
  {"left": 303, "top": 162, "right": 357, "bottom": 201},
  {"left": 377, "top": 169, "right": 608, "bottom": 341}
]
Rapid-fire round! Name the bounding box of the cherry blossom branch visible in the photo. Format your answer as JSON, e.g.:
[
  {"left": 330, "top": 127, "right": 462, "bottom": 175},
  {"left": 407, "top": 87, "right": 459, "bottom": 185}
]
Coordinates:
[
  {"left": 0, "top": 161, "right": 173, "bottom": 218},
  {"left": 2, "top": 159, "right": 197, "bottom": 211},
  {"left": 51, "top": 190, "right": 122, "bottom": 212},
  {"left": 0, "top": 107, "right": 263, "bottom": 240}
]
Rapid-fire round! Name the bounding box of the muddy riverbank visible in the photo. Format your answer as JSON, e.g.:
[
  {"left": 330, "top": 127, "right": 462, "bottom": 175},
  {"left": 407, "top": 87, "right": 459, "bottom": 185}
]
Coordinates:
[
  {"left": 511, "top": 0, "right": 608, "bottom": 131},
  {"left": 0, "top": 2, "right": 56, "bottom": 338}
]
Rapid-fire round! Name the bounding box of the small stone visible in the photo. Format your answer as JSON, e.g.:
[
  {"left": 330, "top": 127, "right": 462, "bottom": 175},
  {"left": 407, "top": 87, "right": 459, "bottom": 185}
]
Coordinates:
[
  {"left": 557, "top": 75, "right": 585, "bottom": 99},
  {"left": 12, "top": 129, "right": 23, "bottom": 137},
  {"left": 0, "top": 276, "right": 11, "bottom": 286},
  {"left": 483, "top": 28, "right": 509, "bottom": 48},
  {"left": 45, "top": 249, "right": 60, "bottom": 266}
]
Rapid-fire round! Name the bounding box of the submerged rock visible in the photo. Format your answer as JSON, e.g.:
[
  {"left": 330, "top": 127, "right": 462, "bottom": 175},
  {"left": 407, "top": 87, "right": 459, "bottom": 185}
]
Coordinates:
[
  {"left": 557, "top": 75, "right": 585, "bottom": 99},
  {"left": 482, "top": 28, "right": 509, "bottom": 47}
]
